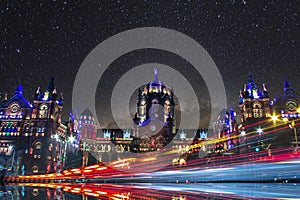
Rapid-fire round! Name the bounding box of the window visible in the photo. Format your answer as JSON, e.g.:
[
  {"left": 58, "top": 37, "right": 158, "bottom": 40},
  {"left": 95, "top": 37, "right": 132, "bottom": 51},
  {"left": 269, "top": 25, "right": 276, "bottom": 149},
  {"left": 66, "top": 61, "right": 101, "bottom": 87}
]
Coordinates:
[
  {"left": 32, "top": 166, "right": 39, "bottom": 173},
  {"left": 33, "top": 142, "right": 42, "bottom": 159},
  {"left": 253, "top": 102, "right": 263, "bottom": 118}
]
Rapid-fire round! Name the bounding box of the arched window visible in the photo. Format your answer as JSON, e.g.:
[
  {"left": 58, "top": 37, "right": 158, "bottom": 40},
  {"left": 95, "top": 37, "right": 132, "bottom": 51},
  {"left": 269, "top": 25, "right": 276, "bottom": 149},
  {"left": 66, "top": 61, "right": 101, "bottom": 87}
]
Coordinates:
[
  {"left": 33, "top": 142, "right": 42, "bottom": 159},
  {"left": 164, "top": 100, "right": 171, "bottom": 116},
  {"left": 32, "top": 165, "right": 39, "bottom": 173},
  {"left": 253, "top": 102, "right": 263, "bottom": 118}
]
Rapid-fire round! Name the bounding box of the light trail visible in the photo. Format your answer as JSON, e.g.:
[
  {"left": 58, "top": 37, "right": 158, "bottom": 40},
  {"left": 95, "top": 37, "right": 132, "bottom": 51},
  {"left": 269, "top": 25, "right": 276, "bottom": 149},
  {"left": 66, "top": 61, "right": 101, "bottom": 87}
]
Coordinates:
[{"left": 4, "top": 119, "right": 300, "bottom": 187}]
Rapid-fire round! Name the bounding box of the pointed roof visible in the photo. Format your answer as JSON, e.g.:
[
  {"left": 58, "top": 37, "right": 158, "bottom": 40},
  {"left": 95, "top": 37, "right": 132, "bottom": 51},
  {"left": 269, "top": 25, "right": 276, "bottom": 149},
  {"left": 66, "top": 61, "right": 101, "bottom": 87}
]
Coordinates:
[
  {"left": 47, "top": 77, "right": 55, "bottom": 93},
  {"left": 272, "top": 78, "right": 300, "bottom": 110},
  {"left": 35, "top": 77, "right": 58, "bottom": 101},
  {"left": 80, "top": 108, "right": 94, "bottom": 118},
  {"left": 216, "top": 108, "right": 229, "bottom": 121},
  {"left": 148, "top": 67, "right": 163, "bottom": 86},
  {"left": 284, "top": 78, "right": 293, "bottom": 92},
  {"left": 248, "top": 72, "right": 254, "bottom": 83},
  {"left": 58, "top": 92, "right": 63, "bottom": 105},
  {"left": 0, "top": 84, "right": 32, "bottom": 109},
  {"left": 15, "top": 84, "right": 23, "bottom": 95},
  {"left": 243, "top": 72, "right": 265, "bottom": 99}
]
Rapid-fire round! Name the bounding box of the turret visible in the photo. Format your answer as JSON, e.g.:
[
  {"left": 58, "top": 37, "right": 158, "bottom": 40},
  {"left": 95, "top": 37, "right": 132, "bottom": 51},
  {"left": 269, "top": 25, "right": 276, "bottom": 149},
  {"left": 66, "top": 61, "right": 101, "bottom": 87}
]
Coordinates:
[
  {"left": 34, "top": 87, "right": 41, "bottom": 100},
  {"left": 58, "top": 93, "right": 63, "bottom": 105},
  {"left": 14, "top": 84, "right": 23, "bottom": 95},
  {"left": 284, "top": 78, "right": 292, "bottom": 92},
  {"left": 239, "top": 72, "right": 271, "bottom": 123},
  {"left": 262, "top": 83, "right": 269, "bottom": 98}
]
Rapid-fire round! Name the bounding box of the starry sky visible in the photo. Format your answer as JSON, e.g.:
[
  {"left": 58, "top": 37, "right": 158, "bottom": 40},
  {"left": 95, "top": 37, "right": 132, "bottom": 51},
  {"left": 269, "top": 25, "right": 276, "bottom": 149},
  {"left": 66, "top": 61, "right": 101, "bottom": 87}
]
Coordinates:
[{"left": 0, "top": 0, "right": 298, "bottom": 127}]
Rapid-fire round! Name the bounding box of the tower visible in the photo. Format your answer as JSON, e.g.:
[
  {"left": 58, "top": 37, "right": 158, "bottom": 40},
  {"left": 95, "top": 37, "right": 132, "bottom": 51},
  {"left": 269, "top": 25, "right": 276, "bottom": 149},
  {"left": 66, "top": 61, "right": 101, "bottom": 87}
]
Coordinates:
[
  {"left": 28, "top": 78, "right": 65, "bottom": 174},
  {"left": 0, "top": 85, "right": 33, "bottom": 175},
  {"left": 133, "top": 68, "right": 176, "bottom": 151},
  {"left": 78, "top": 109, "right": 97, "bottom": 166},
  {"left": 136, "top": 67, "right": 175, "bottom": 126},
  {"left": 239, "top": 73, "right": 271, "bottom": 124},
  {"left": 271, "top": 79, "right": 300, "bottom": 116},
  {"left": 0, "top": 79, "right": 66, "bottom": 174},
  {"left": 32, "top": 77, "right": 63, "bottom": 124}
]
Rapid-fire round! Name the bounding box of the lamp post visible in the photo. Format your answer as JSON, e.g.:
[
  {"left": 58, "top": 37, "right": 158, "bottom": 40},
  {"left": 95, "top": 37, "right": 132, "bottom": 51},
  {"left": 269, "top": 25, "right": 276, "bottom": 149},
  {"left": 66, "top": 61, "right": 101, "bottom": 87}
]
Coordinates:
[{"left": 289, "top": 120, "right": 298, "bottom": 152}]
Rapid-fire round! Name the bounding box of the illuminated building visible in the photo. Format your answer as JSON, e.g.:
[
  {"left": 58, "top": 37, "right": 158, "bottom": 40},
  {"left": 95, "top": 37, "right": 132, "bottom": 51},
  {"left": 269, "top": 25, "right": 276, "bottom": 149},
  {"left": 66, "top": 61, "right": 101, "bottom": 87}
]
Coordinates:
[
  {"left": 271, "top": 79, "right": 300, "bottom": 118},
  {"left": 236, "top": 73, "right": 272, "bottom": 153},
  {"left": 66, "top": 68, "right": 195, "bottom": 166},
  {"left": 132, "top": 67, "right": 176, "bottom": 151},
  {"left": 239, "top": 72, "right": 271, "bottom": 124},
  {"left": 270, "top": 79, "right": 300, "bottom": 148},
  {"left": 0, "top": 78, "right": 67, "bottom": 174},
  {"left": 213, "top": 108, "right": 237, "bottom": 139},
  {"left": 212, "top": 107, "right": 238, "bottom": 153},
  {"left": 209, "top": 74, "right": 300, "bottom": 156}
]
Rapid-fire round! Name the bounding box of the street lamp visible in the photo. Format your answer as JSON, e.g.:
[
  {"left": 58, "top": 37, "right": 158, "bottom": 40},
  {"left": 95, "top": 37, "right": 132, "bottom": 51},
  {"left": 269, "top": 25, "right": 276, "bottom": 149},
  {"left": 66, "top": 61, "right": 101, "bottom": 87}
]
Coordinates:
[{"left": 289, "top": 120, "right": 298, "bottom": 152}]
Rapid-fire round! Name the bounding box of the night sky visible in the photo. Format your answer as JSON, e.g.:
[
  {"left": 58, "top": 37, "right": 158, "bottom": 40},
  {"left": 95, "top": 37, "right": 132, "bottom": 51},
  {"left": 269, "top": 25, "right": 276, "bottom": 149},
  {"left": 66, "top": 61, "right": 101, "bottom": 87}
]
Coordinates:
[{"left": 0, "top": 0, "right": 298, "bottom": 127}]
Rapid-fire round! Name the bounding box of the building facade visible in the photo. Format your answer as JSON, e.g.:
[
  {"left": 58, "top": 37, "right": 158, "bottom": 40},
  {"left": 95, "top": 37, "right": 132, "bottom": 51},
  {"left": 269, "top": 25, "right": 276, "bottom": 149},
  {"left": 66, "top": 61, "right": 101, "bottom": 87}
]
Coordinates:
[
  {"left": 65, "top": 68, "right": 196, "bottom": 166},
  {"left": 239, "top": 73, "right": 271, "bottom": 124},
  {"left": 212, "top": 73, "right": 300, "bottom": 156},
  {"left": 0, "top": 78, "right": 67, "bottom": 175}
]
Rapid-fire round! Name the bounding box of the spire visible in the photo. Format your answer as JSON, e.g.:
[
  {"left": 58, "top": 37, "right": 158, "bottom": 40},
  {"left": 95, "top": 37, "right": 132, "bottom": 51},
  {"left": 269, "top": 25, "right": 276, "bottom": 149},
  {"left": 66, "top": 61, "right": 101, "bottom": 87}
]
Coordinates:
[
  {"left": 58, "top": 92, "right": 63, "bottom": 105},
  {"left": 284, "top": 78, "right": 292, "bottom": 92},
  {"left": 152, "top": 67, "right": 159, "bottom": 84},
  {"left": 262, "top": 83, "right": 267, "bottom": 91},
  {"left": 246, "top": 72, "right": 257, "bottom": 98},
  {"left": 52, "top": 88, "right": 57, "bottom": 94},
  {"left": 262, "top": 83, "right": 269, "bottom": 98},
  {"left": 36, "top": 86, "right": 40, "bottom": 94},
  {"left": 14, "top": 84, "right": 23, "bottom": 95},
  {"left": 230, "top": 106, "right": 236, "bottom": 120},
  {"left": 239, "top": 89, "right": 244, "bottom": 104},
  {"left": 248, "top": 72, "right": 253, "bottom": 83},
  {"left": 47, "top": 77, "right": 55, "bottom": 92},
  {"left": 34, "top": 87, "right": 41, "bottom": 100},
  {"left": 247, "top": 72, "right": 256, "bottom": 88}
]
